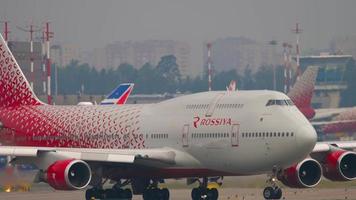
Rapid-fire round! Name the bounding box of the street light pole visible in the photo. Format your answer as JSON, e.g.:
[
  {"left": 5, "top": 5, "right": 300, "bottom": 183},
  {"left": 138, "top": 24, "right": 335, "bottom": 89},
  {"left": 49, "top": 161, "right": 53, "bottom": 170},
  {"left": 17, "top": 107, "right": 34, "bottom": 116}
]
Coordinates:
[{"left": 269, "top": 40, "right": 278, "bottom": 91}]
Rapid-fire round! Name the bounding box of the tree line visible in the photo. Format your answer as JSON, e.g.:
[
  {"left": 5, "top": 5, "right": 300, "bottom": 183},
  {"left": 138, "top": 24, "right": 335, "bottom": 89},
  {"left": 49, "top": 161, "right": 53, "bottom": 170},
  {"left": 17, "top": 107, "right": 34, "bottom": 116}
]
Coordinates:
[
  {"left": 55, "top": 55, "right": 356, "bottom": 107},
  {"left": 56, "top": 55, "right": 284, "bottom": 95}
]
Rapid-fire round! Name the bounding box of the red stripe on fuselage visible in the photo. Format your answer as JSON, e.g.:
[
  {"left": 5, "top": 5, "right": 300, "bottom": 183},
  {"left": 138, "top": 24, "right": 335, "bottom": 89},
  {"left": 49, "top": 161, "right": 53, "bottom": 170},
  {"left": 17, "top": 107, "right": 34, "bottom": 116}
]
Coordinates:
[{"left": 104, "top": 167, "right": 238, "bottom": 180}]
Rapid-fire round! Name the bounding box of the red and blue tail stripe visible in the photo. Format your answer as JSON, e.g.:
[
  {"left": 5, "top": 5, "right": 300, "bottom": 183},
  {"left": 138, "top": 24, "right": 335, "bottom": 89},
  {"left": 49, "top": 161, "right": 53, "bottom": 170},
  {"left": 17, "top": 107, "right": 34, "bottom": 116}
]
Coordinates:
[{"left": 100, "top": 83, "right": 134, "bottom": 105}]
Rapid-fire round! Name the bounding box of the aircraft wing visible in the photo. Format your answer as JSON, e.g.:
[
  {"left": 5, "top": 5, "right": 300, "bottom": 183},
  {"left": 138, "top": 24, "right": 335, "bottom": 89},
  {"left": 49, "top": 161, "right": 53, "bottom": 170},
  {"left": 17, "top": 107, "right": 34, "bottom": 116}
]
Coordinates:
[
  {"left": 311, "top": 119, "right": 356, "bottom": 126},
  {"left": 313, "top": 108, "right": 349, "bottom": 121},
  {"left": 312, "top": 141, "right": 356, "bottom": 153},
  {"left": 0, "top": 146, "right": 198, "bottom": 168}
]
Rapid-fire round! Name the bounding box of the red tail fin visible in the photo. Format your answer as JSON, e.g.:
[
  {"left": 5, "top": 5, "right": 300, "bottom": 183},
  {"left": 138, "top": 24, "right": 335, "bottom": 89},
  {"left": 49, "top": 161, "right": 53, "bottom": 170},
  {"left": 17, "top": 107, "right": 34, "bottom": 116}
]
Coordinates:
[
  {"left": 288, "top": 67, "right": 318, "bottom": 119},
  {"left": 0, "top": 34, "right": 42, "bottom": 106}
]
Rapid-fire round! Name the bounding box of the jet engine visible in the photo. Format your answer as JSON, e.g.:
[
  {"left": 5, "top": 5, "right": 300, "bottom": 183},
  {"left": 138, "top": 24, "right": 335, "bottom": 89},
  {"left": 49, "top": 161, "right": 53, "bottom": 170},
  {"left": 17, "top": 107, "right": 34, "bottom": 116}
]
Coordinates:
[
  {"left": 278, "top": 158, "right": 322, "bottom": 188},
  {"left": 323, "top": 151, "right": 356, "bottom": 181},
  {"left": 45, "top": 159, "right": 92, "bottom": 190}
]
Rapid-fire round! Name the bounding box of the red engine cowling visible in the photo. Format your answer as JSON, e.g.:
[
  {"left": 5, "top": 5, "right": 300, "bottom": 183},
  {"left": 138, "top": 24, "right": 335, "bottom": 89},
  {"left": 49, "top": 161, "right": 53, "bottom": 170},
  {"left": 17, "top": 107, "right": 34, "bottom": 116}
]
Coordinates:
[
  {"left": 278, "top": 158, "right": 322, "bottom": 188},
  {"left": 323, "top": 151, "right": 356, "bottom": 181},
  {"left": 46, "top": 159, "right": 92, "bottom": 190}
]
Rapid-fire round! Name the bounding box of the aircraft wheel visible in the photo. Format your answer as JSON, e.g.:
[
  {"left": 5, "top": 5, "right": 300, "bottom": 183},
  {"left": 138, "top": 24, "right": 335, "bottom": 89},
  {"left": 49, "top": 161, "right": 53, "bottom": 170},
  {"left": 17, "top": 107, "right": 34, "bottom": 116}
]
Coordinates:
[
  {"left": 85, "top": 188, "right": 94, "bottom": 200},
  {"left": 263, "top": 186, "right": 274, "bottom": 199},
  {"left": 191, "top": 188, "right": 200, "bottom": 200},
  {"left": 263, "top": 186, "right": 282, "bottom": 200},
  {"left": 86, "top": 188, "right": 105, "bottom": 200},
  {"left": 273, "top": 187, "right": 282, "bottom": 199},
  {"left": 122, "top": 188, "right": 133, "bottom": 199},
  {"left": 143, "top": 189, "right": 154, "bottom": 200},
  {"left": 209, "top": 188, "right": 219, "bottom": 200},
  {"left": 160, "top": 188, "right": 170, "bottom": 200},
  {"left": 104, "top": 188, "right": 117, "bottom": 199}
]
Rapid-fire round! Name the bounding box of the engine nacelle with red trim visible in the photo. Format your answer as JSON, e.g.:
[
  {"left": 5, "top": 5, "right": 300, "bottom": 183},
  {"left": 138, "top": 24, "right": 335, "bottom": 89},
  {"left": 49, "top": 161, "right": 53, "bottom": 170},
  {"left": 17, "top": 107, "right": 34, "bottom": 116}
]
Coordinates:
[
  {"left": 45, "top": 159, "right": 92, "bottom": 190},
  {"left": 323, "top": 150, "right": 356, "bottom": 181},
  {"left": 278, "top": 158, "right": 322, "bottom": 188}
]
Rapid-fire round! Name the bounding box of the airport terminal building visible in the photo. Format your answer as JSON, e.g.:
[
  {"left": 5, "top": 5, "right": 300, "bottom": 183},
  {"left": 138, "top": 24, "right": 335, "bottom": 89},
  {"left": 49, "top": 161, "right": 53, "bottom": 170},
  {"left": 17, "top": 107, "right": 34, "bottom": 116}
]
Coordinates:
[{"left": 299, "top": 54, "right": 353, "bottom": 109}]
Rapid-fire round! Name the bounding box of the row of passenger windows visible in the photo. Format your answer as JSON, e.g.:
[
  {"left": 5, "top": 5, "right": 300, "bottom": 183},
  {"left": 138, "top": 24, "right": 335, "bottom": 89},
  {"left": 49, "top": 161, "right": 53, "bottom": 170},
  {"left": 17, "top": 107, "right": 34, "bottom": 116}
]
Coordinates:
[
  {"left": 266, "top": 99, "right": 294, "bottom": 106},
  {"left": 242, "top": 132, "right": 294, "bottom": 138},
  {"left": 192, "top": 132, "right": 230, "bottom": 139},
  {"left": 186, "top": 103, "right": 244, "bottom": 110},
  {"left": 186, "top": 104, "right": 209, "bottom": 109},
  {"left": 216, "top": 103, "right": 244, "bottom": 109},
  {"left": 149, "top": 133, "right": 169, "bottom": 139},
  {"left": 149, "top": 132, "right": 293, "bottom": 140}
]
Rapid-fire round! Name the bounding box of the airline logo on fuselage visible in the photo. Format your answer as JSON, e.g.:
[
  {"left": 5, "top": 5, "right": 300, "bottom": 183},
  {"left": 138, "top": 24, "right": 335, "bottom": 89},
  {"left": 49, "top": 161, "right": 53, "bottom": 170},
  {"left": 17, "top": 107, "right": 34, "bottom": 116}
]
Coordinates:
[{"left": 193, "top": 116, "right": 232, "bottom": 128}]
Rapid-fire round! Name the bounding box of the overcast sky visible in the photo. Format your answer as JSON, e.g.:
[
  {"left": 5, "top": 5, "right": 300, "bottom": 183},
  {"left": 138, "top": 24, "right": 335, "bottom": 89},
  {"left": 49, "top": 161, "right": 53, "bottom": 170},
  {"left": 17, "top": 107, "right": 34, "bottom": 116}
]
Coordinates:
[{"left": 1, "top": 0, "right": 356, "bottom": 69}]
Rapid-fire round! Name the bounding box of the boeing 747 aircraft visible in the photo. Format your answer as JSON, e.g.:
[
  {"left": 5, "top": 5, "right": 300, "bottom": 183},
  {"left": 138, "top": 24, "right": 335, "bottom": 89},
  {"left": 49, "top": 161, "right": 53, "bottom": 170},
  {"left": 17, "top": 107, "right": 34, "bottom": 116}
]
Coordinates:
[{"left": 0, "top": 34, "right": 356, "bottom": 200}]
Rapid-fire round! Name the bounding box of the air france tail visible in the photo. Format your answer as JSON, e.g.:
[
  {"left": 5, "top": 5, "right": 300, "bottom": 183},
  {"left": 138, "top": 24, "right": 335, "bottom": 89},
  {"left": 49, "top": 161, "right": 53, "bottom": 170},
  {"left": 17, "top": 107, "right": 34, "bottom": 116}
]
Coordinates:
[
  {"left": 100, "top": 83, "right": 134, "bottom": 105},
  {"left": 0, "top": 34, "right": 43, "bottom": 107}
]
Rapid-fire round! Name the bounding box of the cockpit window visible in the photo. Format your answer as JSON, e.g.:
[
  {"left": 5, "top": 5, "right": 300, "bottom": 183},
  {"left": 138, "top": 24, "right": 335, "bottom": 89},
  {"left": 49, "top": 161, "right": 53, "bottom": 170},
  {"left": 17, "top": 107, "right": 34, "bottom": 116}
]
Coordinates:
[
  {"left": 266, "top": 100, "right": 275, "bottom": 106},
  {"left": 286, "top": 100, "right": 295, "bottom": 106},
  {"left": 266, "top": 99, "right": 295, "bottom": 106}
]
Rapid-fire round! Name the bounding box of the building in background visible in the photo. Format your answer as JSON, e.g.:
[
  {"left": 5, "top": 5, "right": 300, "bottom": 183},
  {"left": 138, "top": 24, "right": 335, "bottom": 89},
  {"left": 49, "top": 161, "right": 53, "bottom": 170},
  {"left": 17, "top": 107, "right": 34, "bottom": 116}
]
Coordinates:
[
  {"left": 82, "top": 40, "right": 191, "bottom": 78},
  {"left": 51, "top": 44, "right": 81, "bottom": 67},
  {"left": 330, "top": 36, "right": 356, "bottom": 58},
  {"left": 299, "top": 54, "right": 353, "bottom": 108},
  {"left": 203, "top": 37, "right": 280, "bottom": 74},
  {"left": 8, "top": 41, "right": 44, "bottom": 95}
]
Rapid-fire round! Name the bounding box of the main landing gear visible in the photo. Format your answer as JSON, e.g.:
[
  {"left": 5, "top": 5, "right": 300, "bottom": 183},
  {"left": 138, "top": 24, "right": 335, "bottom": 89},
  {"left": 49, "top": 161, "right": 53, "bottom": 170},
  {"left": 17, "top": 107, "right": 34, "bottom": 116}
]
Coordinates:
[
  {"left": 85, "top": 180, "right": 133, "bottom": 200},
  {"left": 263, "top": 167, "right": 282, "bottom": 200},
  {"left": 142, "top": 180, "right": 170, "bottom": 200},
  {"left": 191, "top": 178, "right": 219, "bottom": 200}
]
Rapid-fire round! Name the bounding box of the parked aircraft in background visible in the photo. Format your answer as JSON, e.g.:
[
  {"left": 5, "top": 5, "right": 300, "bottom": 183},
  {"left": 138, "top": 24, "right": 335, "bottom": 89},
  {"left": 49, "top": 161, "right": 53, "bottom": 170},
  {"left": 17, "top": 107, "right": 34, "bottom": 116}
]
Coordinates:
[
  {"left": 226, "top": 80, "right": 237, "bottom": 91},
  {"left": 77, "top": 83, "right": 134, "bottom": 106},
  {"left": 287, "top": 66, "right": 356, "bottom": 134},
  {"left": 1, "top": 34, "right": 356, "bottom": 200},
  {"left": 101, "top": 83, "right": 134, "bottom": 105},
  {"left": 287, "top": 66, "right": 318, "bottom": 120}
]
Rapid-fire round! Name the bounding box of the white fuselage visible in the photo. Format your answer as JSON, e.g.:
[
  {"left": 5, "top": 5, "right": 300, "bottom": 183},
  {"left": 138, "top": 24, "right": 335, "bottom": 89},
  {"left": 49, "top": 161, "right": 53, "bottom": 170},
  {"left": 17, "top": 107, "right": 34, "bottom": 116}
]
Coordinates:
[
  {"left": 0, "top": 90, "right": 316, "bottom": 177},
  {"left": 138, "top": 90, "right": 317, "bottom": 175}
]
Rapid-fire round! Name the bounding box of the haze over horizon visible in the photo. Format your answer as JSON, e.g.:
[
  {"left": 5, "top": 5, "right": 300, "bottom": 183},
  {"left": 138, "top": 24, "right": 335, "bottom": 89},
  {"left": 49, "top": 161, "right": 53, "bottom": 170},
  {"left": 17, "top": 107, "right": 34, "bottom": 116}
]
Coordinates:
[{"left": 1, "top": 0, "right": 356, "bottom": 74}]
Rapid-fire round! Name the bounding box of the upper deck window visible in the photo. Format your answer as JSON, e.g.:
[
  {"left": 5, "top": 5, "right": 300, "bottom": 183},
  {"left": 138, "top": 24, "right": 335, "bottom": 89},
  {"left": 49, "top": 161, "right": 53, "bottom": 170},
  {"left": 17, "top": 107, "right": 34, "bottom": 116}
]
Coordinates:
[{"left": 266, "top": 99, "right": 295, "bottom": 107}]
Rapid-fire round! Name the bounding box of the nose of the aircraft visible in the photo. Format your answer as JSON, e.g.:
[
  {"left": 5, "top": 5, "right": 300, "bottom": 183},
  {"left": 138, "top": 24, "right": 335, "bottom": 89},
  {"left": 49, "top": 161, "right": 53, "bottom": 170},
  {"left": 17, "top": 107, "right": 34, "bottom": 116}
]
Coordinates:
[{"left": 296, "top": 125, "right": 317, "bottom": 154}]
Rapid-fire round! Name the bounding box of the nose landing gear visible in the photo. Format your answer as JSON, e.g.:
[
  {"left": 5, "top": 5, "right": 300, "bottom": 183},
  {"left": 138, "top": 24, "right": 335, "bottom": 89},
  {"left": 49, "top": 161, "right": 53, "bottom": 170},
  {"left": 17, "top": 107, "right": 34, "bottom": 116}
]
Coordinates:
[
  {"left": 263, "top": 186, "right": 282, "bottom": 199},
  {"left": 263, "top": 166, "right": 283, "bottom": 200}
]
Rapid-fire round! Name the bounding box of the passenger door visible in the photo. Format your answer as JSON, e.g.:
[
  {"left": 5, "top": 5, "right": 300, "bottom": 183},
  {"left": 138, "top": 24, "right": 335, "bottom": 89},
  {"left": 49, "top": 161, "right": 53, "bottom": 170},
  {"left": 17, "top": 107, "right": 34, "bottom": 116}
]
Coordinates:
[
  {"left": 231, "top": 123, "right": 240, "bottom": 147},
  {"left": 182, "top": 124, "right": 190, "bottom": 147}
]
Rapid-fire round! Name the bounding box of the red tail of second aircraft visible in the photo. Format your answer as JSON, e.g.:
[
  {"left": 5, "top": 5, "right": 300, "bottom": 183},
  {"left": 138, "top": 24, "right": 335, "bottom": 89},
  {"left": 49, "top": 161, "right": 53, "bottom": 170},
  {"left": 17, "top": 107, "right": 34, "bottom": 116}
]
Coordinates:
[
  {"left": 0, "top": 34, "right": 42, "bottom": 107},
  {"left": 288, "top": 67, "right": 318, "bottom": 120}
]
